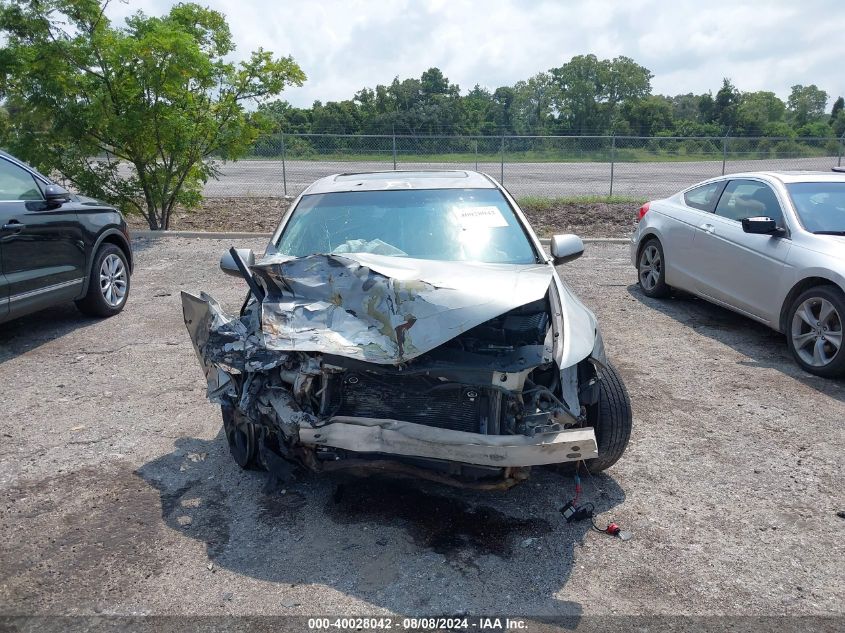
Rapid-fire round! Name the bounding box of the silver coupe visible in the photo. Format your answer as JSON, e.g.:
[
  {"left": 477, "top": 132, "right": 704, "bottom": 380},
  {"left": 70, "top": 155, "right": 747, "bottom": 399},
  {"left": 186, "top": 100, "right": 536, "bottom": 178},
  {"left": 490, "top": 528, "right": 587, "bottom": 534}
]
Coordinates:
[{"left": 632, "top": 170, "right": 845, "bottom": 377}]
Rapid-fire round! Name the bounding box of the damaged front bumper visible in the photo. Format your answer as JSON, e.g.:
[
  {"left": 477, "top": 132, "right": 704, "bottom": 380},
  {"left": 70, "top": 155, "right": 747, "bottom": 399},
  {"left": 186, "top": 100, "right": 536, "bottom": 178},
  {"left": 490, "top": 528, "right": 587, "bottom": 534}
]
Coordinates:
[{"left": 300, "top": 416, "right": 597, "bottom": 468}]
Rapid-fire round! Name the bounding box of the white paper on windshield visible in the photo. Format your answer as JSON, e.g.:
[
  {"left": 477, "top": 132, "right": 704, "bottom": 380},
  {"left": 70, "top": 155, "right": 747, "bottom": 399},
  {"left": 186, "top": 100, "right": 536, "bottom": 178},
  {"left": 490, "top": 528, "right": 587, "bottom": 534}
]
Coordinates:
[{"left": 453, "top": 205, "right": 509, "bottom": 229}]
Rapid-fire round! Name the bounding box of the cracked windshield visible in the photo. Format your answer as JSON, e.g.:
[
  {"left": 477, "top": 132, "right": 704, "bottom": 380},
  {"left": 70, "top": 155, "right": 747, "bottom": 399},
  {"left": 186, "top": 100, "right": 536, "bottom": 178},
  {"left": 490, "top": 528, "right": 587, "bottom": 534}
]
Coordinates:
[{"left": 274, "top": 188, "right": 538, "bottom": 264}]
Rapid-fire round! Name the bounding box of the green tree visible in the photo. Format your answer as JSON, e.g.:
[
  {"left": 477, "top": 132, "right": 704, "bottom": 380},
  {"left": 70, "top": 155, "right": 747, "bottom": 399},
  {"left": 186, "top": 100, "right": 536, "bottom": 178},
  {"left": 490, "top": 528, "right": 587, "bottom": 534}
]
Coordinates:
[
  {"left": 621, "top": 95, "right": 673, "bottom": 136},
  {"left": 713, "top": 79, "right": 740, "bottom": 131},
  {"left": 311, "top": 100, "right": 362, "bottom": 133},
  {"left": 787, "top": 84, "right": 828, "bottom": 127},
  {"left": 736, "top": 91, "right": 786, "bottom": 135},
  {"left": 795, "top": 121, "right": 832, "bottom": 138},
  {"left": 669, "top": 93, "right": 702, "bottom": 123},
  {"left": 0, "top": 0, "right": 305, "bottom": 229},
  {"left": 550, "top": 54, "right": 651, "bottom": 134},
  {"left": 511, "top": 72, "right": 558, "bottom": 134},
  {"left": 489, "top": 86, "right": 516, "bottom": 133},
  {"left": 830, "top": 96, "right": 844, "bottom": 126},
  {"left": 459, "top": 84, "right": 494, "bottom": 135},
  {"left": 832, "top": 110, "right": 845, "bottom": 138},
  {"left": 698, "top": 92, "right": 715, "bottom": 124},
  {"left": 257, "top": 100, "right": 312, "bottom": 133}
]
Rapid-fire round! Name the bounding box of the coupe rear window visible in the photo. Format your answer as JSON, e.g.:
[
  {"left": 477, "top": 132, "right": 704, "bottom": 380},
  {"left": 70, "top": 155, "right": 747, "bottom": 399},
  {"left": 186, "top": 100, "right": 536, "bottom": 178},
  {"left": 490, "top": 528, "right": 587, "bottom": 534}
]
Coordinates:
[
  {"left": 684, "top": 181, "right": 722, "bottom": 211},
  {"left": 273, "top": 188, "right": 538, "bottom": 264},
  {"left": 786, "top": 182, "right": 845, "bottom": 234}
]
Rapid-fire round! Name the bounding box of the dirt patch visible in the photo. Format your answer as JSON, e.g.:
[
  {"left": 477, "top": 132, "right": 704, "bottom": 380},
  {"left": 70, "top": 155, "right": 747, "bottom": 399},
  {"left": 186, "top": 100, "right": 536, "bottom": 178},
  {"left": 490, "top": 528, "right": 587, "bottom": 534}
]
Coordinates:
[
  {"left": 522, "top": 201, "right": 637, "bottom": 238},
  {"left": 0, "top": 464, "right": 165, "bottom": 610},
  {"left": 126, "top": 197, "right": 291, "bottom": 233},
  {"left": 126, "top": 197, "right": 636, "bottom": 238}
]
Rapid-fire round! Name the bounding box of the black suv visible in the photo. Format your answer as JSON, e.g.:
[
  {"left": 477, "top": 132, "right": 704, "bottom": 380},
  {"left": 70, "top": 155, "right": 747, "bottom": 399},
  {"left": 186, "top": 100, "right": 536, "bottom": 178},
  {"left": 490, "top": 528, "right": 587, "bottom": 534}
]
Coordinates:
[{"left": 0, "top": 151, "right": 132, "bottom": 324}]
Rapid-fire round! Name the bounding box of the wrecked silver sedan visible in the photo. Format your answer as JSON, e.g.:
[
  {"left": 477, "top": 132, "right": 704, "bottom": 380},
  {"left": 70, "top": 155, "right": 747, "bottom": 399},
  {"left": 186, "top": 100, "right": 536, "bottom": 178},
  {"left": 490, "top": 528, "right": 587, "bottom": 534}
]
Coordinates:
[{"left": 182, "top": 171, "right": 631, "bottom": 488}]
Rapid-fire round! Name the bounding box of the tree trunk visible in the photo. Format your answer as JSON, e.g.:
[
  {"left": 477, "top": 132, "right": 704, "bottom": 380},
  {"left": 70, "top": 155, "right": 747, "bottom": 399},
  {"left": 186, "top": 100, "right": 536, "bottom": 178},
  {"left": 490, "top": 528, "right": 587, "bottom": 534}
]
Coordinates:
[{"left": 145, "top": 203, "right": 161, "bottom": 230}]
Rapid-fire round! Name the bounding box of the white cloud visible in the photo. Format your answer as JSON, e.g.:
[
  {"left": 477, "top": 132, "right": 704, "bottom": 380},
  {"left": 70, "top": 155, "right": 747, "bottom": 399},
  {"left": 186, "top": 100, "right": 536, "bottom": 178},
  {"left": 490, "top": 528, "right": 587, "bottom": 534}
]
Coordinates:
[{"left": 106, "top": 0, "right": 845, "bottom": 107}]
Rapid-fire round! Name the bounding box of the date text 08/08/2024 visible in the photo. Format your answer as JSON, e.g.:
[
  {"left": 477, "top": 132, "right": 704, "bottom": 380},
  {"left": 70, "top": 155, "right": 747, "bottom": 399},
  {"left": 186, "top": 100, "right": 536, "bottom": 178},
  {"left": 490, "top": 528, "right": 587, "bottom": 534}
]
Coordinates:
[{"left": 307, "top": 617, "right": 528, "bottom": 630}]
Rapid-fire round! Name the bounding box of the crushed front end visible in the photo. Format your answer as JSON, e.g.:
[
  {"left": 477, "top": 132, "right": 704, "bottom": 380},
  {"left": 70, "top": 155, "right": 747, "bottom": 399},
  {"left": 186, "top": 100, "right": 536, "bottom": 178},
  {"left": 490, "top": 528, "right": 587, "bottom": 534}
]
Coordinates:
[{"left": 182, "top": 252, "right": 605, "bottom": 488}]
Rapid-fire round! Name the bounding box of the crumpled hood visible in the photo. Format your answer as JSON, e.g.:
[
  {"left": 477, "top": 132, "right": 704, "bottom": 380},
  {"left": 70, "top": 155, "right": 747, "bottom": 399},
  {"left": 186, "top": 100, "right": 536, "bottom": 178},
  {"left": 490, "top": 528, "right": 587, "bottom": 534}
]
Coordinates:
[{"left": 249, "top": 252, "right": 554, "bottom": 364}]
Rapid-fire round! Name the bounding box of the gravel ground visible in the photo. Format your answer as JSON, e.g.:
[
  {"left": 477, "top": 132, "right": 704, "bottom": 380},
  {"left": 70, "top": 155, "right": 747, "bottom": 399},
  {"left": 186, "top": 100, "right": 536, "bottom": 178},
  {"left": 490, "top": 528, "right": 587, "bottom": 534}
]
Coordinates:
[{"left": 1, "top": 237, "right": 843, "bottom": 624}]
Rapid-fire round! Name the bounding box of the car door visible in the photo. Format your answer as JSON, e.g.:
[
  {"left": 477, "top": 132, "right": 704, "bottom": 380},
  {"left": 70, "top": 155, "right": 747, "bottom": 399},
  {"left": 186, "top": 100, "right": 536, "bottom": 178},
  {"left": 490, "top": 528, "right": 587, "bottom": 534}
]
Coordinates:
[
  {"left": 662, "top": 179, "right": 728, "bottom": 290},
  {"left": 0, "top": 242, "right": 8, "bottom": 321},
  {"left": 687, "top": 178, "right": 792, "bottom": 323},
  {"left": 0, "top": 158, "right": 85, "bottom": 316}
]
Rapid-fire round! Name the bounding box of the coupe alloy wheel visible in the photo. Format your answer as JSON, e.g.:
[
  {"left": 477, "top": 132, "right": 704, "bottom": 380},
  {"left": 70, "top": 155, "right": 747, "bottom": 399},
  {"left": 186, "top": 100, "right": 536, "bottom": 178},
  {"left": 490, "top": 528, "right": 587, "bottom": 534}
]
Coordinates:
[
  {"left": 791, "top": 297, "right": 843, "bottom": 367},
  {"left": 639, "top": 245, "right": 662, "bottom": 292}
]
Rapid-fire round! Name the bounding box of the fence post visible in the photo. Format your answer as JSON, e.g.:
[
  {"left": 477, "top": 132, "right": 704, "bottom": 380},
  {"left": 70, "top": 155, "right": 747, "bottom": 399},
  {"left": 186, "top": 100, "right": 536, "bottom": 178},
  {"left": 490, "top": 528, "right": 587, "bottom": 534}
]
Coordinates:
[
  {"left": 609, "top": 135, "right": 616, "bottom": 197},
  {"left": 281, "top": 133, "right": 288, "bottom": 198},
  {"left": 474, "top": 139, "right": 478, "bottom": 171},
  {"left": 392, "top": 126, "right": 397, "bottom": 170},
  {"left": 839, "top": 132, "right": 844, "bottom": 167},
  {"left": 500, "top": 134, "right": 505, "bottom": 184},
  {"left": 722, "top": 135, "right": 728, "bottom": 175}
]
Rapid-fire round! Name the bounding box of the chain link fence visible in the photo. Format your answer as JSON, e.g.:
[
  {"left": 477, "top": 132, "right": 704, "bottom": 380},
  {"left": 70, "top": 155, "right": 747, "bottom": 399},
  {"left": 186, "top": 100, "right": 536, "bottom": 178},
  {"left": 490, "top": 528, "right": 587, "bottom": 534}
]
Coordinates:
[{"left": 204, "top": 134, "right": 845, "bottom": 200}]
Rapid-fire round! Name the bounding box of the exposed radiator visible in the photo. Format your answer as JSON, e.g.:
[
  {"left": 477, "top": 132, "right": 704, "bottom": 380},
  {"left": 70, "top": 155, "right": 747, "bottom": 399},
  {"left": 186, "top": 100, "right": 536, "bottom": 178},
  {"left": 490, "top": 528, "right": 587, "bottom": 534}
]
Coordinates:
[{"left": 331, "top": 371, "right": 490, "bottom": 433}]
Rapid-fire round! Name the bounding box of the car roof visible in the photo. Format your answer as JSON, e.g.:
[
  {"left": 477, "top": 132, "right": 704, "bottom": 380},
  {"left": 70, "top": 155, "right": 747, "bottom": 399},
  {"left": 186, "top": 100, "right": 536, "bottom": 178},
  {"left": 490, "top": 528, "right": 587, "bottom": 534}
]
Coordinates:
[
  {"left": 724, "top": 170, "right": 845, "bottom": 184},
  {"left": 302, "top": 170, "right": 498, "bottom": 195}
]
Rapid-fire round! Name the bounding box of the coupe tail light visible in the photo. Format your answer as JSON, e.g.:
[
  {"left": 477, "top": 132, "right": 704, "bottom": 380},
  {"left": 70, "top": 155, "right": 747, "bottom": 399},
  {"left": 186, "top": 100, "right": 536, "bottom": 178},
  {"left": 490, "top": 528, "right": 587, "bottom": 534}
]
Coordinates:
[{"left": 636, "top": 202, "right": 651, "bottom": 222}]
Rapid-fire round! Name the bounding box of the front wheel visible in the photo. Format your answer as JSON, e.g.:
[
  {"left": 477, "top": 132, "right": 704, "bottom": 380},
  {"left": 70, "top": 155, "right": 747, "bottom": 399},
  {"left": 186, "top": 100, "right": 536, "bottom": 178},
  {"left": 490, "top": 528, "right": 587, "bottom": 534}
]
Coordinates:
[
  {"left": 787, "top": 285, "right": 845, "bottom": 378},
  {"left": 76, "top": 243, "right": 130, "bottom": 317},
  {"left": 586, "top": 362, "right": 633, "bottom": 473},
  {"left": 221, "top": 405, "right": 260, "bottom": 469}
]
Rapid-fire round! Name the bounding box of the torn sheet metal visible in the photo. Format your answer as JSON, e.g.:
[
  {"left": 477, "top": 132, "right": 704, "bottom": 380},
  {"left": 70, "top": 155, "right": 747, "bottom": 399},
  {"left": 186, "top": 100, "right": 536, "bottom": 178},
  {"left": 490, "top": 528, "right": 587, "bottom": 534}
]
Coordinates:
[
  {"left": 299, "top": 416, "right": 598, "bottom": 467},
  {"left": 250, "top": 253, "right": 554, "bottom": 364},
  {"left": 182, "top": 291, "right": 289, "bottom": 402}
]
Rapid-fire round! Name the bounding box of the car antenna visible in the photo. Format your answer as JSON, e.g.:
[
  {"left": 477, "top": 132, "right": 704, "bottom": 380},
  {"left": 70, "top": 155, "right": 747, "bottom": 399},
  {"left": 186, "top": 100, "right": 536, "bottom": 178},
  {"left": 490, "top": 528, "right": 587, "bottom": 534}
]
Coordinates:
[{"left": 228, "top": 246, "right": 265, "bottom": 302}]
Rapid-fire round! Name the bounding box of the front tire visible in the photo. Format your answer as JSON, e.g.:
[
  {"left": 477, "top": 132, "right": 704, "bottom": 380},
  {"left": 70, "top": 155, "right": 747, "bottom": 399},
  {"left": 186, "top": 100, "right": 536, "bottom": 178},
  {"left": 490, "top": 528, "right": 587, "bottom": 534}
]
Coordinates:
[
  {"left": 76, "top": 243, "right": 130, "bottom": 317},
  {"left": 586, "top": 362, "right": 633, "bottom": 473},
  {"left": 787, "top": 285, "right": 845, "bottom": 378},
  {"left": 221, "top": 405, "right": 260, "bottom": 469},
  {"left": 637, "top": 238, "right": 670, "bottom": 298}
]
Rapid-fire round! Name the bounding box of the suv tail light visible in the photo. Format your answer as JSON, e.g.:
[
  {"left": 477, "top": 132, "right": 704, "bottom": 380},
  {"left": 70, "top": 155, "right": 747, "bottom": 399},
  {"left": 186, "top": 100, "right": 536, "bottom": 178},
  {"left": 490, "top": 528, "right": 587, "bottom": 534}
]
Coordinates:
[{"left": 636, "top": 202, "right": 651, "bottom": 222}]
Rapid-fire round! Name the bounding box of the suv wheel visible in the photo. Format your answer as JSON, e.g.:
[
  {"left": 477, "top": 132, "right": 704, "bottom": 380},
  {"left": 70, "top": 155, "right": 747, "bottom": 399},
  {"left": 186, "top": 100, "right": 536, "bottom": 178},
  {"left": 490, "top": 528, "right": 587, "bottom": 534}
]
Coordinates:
[
  {"left": 787, "top": 285, "right": 845, "bottom": 378},
  {"left": 76, "top": 243, "right": 130, "bottom": 317}
]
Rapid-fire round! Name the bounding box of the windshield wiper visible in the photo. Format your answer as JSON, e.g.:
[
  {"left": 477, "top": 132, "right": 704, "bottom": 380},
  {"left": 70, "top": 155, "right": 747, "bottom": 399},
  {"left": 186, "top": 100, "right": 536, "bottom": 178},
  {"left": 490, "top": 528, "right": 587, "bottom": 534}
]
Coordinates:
[{"left": 813, "top": 231, "right": 845, "bottom": 235}]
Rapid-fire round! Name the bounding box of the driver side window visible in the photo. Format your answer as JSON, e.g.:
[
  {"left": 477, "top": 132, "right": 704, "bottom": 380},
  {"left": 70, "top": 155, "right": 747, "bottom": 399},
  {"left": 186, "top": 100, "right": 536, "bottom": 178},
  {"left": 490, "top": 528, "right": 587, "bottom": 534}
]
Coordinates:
[
  {"left": 715, "top": 180, "right": 784, "bottom": 226},
  {"left": 0, "top": 159, "right": 43, "bottom": 201}
]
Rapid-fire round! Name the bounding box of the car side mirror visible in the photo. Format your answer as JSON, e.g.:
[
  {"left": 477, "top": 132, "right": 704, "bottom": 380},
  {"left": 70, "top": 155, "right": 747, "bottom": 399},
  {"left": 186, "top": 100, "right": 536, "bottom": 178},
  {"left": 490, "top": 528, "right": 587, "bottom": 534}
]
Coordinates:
[
  {"left": 44, "top": 184, "right": 71, "bottom": 206},
  {"left": 550, "top": 234, "right": 585, "bottom": 265},
  {"left": 220, "top": 248, "right": 255, "bottom": 277},
  {"left": 741, "top": 216, "right": 780, "bottom": 235}
]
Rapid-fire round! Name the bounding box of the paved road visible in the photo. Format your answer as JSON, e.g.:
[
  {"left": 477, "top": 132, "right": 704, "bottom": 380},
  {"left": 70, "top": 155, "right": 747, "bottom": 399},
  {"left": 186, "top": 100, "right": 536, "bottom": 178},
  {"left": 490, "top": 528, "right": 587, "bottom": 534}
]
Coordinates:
[
  {"left": 1, "top": 237, "right": 842, "bottom": 625},
  {"left": 205, "top": 155, "right": 841, "bottom": 199}
]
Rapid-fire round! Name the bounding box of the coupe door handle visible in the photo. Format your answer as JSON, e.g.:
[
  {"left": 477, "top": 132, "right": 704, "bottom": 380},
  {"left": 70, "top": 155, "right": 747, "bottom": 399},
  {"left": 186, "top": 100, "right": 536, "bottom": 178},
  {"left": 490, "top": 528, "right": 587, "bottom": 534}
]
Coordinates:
[
  {"left": 1, "top": 221, "right": 24, "bottom": 233},
  {"left": 698, "top": 223, "right": 715, "bottom": 234}
]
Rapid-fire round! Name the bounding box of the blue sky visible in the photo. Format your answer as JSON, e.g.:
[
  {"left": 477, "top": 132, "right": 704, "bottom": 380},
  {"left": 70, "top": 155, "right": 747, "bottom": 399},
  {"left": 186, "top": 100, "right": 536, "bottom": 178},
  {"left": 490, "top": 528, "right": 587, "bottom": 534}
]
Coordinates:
[{"left": 108, "top": 0, "right": 845, "bottom": 108}]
